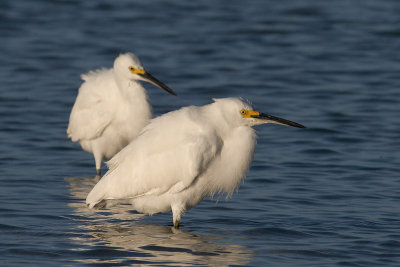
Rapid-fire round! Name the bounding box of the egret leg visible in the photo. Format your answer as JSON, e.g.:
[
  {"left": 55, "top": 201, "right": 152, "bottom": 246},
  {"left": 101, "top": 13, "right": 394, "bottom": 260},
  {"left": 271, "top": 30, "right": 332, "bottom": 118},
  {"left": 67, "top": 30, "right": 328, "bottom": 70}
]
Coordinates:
[
  {"left": 172, "top": 203, "right": 185, "bottom": 229},
  {"left": 93, "top": 146, "right": 103, "bottom": 178},
  {"left": 173, "top": 220, "right": 180, "bottom": 229}
]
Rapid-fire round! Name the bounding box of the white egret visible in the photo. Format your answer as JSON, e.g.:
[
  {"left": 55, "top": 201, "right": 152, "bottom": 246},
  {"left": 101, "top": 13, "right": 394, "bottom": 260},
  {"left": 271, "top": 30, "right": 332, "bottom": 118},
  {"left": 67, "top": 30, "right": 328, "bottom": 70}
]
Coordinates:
[
  {"left": 86, "top": 98, "right": 305, "bottom": 227},
  {"left": 67, "top": 53, "right": 176, "bottom": 177}
]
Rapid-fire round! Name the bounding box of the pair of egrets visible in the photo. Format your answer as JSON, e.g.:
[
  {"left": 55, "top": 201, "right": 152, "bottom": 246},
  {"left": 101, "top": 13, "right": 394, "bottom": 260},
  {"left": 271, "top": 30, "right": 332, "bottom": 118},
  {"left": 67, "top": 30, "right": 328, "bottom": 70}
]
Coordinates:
[{"left": 68, "top": 53, "right": 305, "bottom": 228}]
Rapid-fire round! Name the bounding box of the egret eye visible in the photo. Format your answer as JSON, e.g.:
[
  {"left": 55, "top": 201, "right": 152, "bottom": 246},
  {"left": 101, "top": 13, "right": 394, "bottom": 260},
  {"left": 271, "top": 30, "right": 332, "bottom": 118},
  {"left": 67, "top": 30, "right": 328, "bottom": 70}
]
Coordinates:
[
  {"left": 129, "top": 66, "right": 135, "bottom": 71},
  {"left": 240, "top": 109, "right": 247, "bottom": 116}
]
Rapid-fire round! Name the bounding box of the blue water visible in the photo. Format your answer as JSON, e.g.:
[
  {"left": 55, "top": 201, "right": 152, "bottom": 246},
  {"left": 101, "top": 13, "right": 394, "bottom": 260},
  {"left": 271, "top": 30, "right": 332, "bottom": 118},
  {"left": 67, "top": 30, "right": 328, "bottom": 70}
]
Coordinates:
[{"left": 1, "top": 0, "right": 400, "bottom": 266}]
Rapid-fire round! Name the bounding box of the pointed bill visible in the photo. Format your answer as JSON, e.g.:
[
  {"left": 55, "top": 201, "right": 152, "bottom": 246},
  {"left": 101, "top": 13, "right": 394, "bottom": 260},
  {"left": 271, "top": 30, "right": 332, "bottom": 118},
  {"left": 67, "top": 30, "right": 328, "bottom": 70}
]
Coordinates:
[
  {"left": 138, "top": 72, "right": 177, "bottom": 96},
  {"left": 251, "top": 112, "right": 306, "bottom": 128}
]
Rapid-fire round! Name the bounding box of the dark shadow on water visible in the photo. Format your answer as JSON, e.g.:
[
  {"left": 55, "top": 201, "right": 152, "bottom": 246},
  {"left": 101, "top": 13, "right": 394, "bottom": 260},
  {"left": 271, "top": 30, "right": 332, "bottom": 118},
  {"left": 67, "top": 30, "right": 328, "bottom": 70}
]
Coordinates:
[{"left": 65, "top": 177, "right": 253, "bottom": 266}]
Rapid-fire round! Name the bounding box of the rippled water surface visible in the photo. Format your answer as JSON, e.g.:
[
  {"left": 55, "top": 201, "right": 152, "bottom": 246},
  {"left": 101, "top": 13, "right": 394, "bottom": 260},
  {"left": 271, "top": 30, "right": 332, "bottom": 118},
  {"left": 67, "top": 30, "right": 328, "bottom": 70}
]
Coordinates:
[{"left": 1, "top": 0, "right": 400, "bottom": 266}]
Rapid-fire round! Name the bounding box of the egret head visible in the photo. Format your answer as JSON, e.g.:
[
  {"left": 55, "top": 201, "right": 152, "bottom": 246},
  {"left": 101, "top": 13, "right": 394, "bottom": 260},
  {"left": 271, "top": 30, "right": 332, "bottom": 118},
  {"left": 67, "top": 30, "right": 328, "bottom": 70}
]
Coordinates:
[
  {"left": 114, "top": 53, "right": 176, "bottom": 96},
  {"left": 213, "top": 98, "right": 306, "bottom": 128}
]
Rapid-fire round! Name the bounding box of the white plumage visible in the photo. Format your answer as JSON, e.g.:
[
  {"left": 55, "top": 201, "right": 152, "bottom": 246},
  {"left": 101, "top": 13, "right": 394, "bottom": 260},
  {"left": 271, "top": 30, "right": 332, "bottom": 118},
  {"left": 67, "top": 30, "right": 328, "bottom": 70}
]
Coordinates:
[
  {"left": 86, "top": 97, "right": 305, "bottom": 227},
  {"left": 67, "top": 53, "right": 176, "bottom": 177}
]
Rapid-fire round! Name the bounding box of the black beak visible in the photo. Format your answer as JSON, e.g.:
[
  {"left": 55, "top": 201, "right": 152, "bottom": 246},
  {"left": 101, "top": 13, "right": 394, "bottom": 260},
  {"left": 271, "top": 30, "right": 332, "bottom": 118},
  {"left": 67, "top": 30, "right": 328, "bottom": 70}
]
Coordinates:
[
  {"left": 251, "top": 113, "right": 306, "bottom": 128},
  {"left": 138, "top": 72, "right": 177, "bottom": 96}
]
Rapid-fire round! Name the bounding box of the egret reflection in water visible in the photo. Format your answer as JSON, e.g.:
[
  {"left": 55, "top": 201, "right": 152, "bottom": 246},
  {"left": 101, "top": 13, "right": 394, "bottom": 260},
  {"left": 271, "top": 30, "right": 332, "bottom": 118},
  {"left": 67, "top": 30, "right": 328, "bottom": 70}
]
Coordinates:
[{"left": 66, "top": 177, "right": 253, "bottom": 266}]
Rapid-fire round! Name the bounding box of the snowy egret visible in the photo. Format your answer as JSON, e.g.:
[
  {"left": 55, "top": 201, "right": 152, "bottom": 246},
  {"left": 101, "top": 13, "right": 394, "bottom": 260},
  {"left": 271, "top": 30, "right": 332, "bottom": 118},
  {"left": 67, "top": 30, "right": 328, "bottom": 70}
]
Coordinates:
[
  {"left": 86, "top": 98, "right": 305, "bottom": 228},
  {"left": 67, "top": 53, "right": 176, "bottom": 177}
]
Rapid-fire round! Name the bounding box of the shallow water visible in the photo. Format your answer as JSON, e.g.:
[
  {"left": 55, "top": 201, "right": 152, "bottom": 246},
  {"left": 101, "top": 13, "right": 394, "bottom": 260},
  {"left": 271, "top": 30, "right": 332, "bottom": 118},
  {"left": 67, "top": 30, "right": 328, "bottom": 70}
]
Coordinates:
[{"left": 1, "top": 0, "right": 400, "bottom": 266}]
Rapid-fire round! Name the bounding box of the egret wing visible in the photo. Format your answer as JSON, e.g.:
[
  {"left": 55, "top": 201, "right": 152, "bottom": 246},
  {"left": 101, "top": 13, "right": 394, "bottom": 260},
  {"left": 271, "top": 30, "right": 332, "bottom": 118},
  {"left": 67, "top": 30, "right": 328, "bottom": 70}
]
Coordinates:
[
  {"left": 86, "top": 131, "right": 222, "bottom": 208},
  {"left": 67, "top": 69, "right": 113, "bottom": 141}
]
